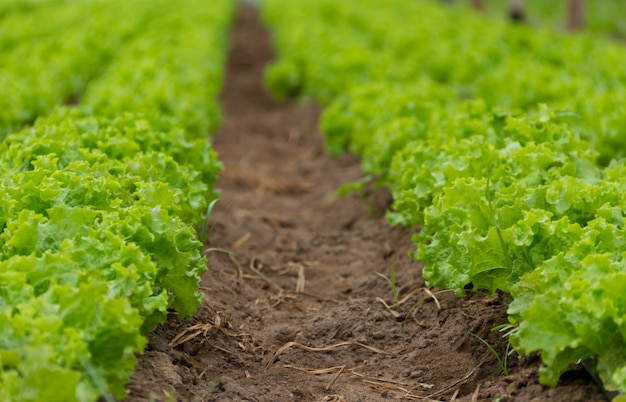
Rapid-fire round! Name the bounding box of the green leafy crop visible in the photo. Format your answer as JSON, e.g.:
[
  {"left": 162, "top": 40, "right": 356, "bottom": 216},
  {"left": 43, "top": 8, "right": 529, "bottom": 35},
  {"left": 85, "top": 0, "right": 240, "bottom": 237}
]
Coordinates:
[
  {"left": 0, "top": 0, "right": 234, "bottom": 400},
  {"left": 262, "top": 0, "right": 626, "bottom": 394}
]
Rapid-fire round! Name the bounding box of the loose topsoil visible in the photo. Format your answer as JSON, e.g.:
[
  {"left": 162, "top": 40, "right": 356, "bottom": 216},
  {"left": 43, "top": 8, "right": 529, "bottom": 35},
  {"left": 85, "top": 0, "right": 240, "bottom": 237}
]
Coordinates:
[{"left": 125, "top": 5, "right": 607, "bottom": 402}]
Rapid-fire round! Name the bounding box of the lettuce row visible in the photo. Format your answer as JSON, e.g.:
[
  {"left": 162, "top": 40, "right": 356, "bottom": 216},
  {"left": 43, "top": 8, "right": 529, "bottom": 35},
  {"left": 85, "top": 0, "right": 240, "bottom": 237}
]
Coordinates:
[
  {"left": 0, "top": 0, "right": 167, "bottom": 138},
  {"left": 0, "top": 1, "right": 85, "bottom": 50},
  {"left": 25, "top": 109, "right": 221, "bottom": 211},
  {"left": 81, "top": 0, "right": 232, "bottom": 137},
  {"left": 263, "top": 0, "right": 626, "bottom": 163},
  {"left": 509, "top": 225, "right": 626, "bottom": 391},
  {"left": 262, "top": 0, "right": 626, "bottom": 395},
  {"left": 0, "top": 0, "right": 234, "bottom": 400},
  {"left": 1, "top": 116, "right": 212, "bottom": 317},
  {"left": 0, "top": 114, "right": 205, "bottom": 402},
  {"left": 0, "top": 223, "right": 160, "bottom": 401},
  {"left": 323, "top": 84, "right": 626, "bottom": 391},
  {"left": 505, "top": 164, "right": 626, "bottom": 391}
]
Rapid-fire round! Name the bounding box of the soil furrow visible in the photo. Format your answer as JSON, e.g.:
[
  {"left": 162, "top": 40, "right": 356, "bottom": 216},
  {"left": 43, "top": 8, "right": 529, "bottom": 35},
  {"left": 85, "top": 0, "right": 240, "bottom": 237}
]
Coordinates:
[{"left": 125, "top": 5, "right": 605, "bottom": 402}]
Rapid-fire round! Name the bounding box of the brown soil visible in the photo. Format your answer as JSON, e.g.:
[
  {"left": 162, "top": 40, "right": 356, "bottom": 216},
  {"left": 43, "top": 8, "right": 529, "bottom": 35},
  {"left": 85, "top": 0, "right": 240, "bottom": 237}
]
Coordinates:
[{"left": 125, "top": 5, "right": 607, "bottom": 402}]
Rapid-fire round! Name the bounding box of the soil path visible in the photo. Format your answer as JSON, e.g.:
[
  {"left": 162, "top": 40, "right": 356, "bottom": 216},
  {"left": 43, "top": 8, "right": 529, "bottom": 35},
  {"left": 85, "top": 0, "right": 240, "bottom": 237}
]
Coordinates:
[{"left": 125, "top": 5, "right": 605, "bottom": 402}]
